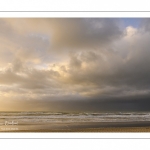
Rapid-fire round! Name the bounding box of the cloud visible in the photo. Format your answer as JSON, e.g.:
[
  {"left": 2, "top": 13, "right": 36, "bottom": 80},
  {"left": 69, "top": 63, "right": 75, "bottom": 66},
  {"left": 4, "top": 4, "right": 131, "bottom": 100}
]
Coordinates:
[
  {"left": 0, "top": 18, "right": 150, "bottom": 111},
  {"left": 47, "top": 18, "right": 122, "bottom": 50}
]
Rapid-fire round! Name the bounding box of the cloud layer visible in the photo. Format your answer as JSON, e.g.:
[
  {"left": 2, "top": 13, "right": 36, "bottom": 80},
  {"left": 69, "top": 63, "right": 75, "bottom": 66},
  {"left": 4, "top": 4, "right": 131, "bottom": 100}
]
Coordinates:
[{"left": 0, "top": 18, "right": 150, "bottom": 111}]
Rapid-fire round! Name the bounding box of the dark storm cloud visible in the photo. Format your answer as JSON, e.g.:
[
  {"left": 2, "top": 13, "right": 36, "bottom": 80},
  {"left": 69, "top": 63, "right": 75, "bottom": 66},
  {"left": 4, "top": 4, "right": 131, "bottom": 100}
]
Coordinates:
[{"left": 48, "top": 18, "right": 122, "bottom": 50}]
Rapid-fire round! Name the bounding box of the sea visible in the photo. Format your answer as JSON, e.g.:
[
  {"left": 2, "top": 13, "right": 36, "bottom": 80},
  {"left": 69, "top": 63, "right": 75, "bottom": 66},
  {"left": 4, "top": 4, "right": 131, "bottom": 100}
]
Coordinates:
[{"left": 0, "top": 112, "right": 150, "bottom": 132}]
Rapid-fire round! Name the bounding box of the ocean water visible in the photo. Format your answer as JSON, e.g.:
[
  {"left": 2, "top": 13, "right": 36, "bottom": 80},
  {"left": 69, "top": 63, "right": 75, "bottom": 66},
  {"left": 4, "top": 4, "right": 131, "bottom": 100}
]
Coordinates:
[{"left": 0, "top": 112, "right": 150, "bottom": 131}]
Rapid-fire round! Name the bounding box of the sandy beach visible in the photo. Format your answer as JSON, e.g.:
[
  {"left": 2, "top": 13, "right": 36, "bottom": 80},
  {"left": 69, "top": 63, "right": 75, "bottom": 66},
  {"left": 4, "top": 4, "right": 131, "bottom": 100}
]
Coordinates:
[
  {"left": 37, "top": 126, "right": 150, "bottom": 132},
  {"left": 1, "top": 121, "right": 150, "bottom": 132},
  {"left": 2, "top": 127, "right": 150, "bottom": 132}
]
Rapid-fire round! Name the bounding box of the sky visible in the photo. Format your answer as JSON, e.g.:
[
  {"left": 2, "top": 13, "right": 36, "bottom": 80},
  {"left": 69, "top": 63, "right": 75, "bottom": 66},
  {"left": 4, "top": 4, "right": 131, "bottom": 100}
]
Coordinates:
[{"left": 0, "top": 18, "right": 150, "bottom": 112}]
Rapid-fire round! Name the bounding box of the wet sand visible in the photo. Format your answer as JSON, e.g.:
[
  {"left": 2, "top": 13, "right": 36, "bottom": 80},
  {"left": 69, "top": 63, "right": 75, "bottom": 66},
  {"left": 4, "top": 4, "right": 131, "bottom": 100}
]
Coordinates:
[
  {"left": 22, "top": 127, "right": 150, "bottom": 132},
  {"left": 1, "top": 121, "right": 150, "bottom": 132},
  {"left": 2, "top": 127, "right": 150, "bottom": 132}
]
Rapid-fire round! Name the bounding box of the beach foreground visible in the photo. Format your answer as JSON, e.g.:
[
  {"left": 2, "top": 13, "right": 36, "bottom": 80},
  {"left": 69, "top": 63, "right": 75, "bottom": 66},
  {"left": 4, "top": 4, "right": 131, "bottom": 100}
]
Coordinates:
[
  {"left": 1, "top": 122, "right": 150, "bottom": 132},
  {"left": 30, "top": 126, "right": 150, "bottom": 132},
  {"left": 1, "top": 127, "right": 150, "bottom": 132}
]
